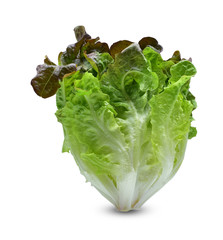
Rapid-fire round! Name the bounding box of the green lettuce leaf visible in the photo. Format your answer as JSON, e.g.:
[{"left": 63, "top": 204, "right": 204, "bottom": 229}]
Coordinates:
[{"left": 83, "top": 52, "right": 113, "bottom": 77}]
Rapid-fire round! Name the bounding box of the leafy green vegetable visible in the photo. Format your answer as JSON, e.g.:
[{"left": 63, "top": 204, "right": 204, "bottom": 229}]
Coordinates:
[
  {"left": 31, "top": 56, "right": 76, "bottom": 98},
  {"left": 31, "top": 26, "right": 197, "bottom": 211}
]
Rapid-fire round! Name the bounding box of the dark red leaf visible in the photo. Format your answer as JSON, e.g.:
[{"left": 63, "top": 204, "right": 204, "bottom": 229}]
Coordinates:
[
  {"left": 31, "top": 57, "right": 76, "bottom": 98},
  {"left": 110, "top": 40, "right": 133, "bottom": 58},
  {"left": 139, "top": 37, "right": 163, "bottom": 52}
]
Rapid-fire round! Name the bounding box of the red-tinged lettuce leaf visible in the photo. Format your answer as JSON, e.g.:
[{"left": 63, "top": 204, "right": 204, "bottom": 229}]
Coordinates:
[
  {"left": 139, "top": 37, "right": 163, "bottom": 52},
  {"left": 74, "top": 25, "right": 90, "bottom": 41},
  {"left": 31, "top": 57, "right": 76, "bottom": 98},
  {"left": 110, "top": 40, "right": 133, "bottom": 58},
  {"left": 168, "top": 50, "right": 192, "bottom": 63},
  {"left": 58, "top": 26, "right": 91, "bottom": 65},
  {"left": 169, "top": 50, "right": 181, "bottom": 63},
  {"left": 44, "top": 55, "right": 56, "bottom": 65},
  {"left": 110, "top": 38, "right": 162, "bottom": 58},
  {"left": 81, "top": 38, "right": 110, "bottom": 56},
  {"left": 58, "top": 26, "right": 109, "bottom": 66},
  {"left": 58, "top": 35, "right": 91, "bottom": 65}
]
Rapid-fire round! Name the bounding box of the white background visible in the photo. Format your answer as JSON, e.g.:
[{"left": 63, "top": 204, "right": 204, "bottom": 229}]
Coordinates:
[{"left": 0, "top": 0, "right": 222, "bottom": 239}]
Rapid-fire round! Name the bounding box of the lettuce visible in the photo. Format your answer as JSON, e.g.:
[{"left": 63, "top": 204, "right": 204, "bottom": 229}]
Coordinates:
[{"left": 31, "top": 26, "right": 197, "bottom": 211}]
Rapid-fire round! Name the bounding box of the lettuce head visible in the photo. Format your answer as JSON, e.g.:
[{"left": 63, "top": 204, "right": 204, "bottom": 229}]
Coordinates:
[{"left": 31, "top": 26, "right": 197, "bottom": 211}]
